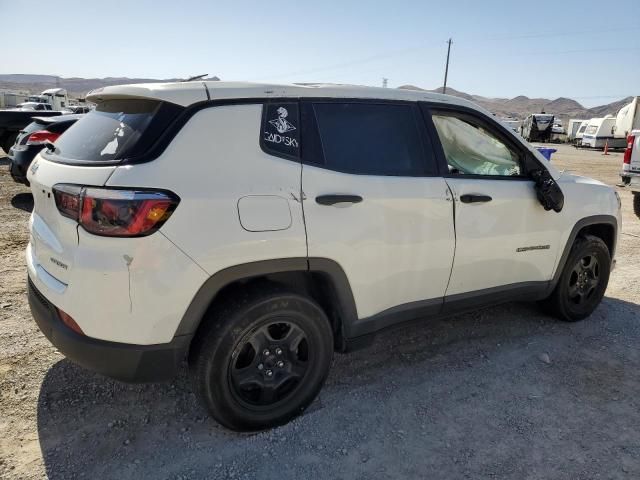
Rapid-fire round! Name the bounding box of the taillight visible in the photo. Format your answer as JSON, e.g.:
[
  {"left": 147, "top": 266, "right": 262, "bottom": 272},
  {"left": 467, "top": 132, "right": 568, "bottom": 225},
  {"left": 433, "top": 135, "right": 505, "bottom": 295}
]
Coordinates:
[
  {"left": 623, "top": 135, "right": 635, "bottom": 165},
  {"left": 52, "top": 184, "right": 179, "bottom": 237},
  {"left": 26, "top": 130, "right": 60, "bottom": 145}
]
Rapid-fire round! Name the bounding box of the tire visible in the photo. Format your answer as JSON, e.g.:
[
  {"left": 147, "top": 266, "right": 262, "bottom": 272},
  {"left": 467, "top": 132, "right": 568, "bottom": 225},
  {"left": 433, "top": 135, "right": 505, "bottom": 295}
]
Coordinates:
[
  {"left": 188, "top": 289, "right": 334, "bottom": 431},
  {"left": 634, "top": 193, "right": 640, "bottom": 220},
  {"left": 542, "top": 234, "right": 611, "bottom": 322}
]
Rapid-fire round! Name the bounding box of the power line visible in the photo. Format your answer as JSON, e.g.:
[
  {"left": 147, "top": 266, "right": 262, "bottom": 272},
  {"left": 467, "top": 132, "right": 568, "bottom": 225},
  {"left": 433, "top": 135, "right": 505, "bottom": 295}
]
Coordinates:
[{"left": 481, "top": 25, "right": 640, "bottom": 41}]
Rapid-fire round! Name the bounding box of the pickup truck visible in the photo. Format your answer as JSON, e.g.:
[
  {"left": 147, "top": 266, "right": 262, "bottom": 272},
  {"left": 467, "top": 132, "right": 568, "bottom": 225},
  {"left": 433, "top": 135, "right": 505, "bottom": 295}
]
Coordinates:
[
  {"left": 0, "top": 109, "right": 62, "bottom": 153},
  {"left": 621, "top": 128, "right": 640, "bottom": 217}
]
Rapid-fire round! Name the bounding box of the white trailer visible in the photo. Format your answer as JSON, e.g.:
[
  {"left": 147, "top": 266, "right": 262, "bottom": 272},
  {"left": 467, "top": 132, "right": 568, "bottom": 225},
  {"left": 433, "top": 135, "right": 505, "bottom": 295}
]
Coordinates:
[
  {"left": 0, "top": 91, "right": 29, "bottom": 109},
  {"left": 567, "top": 119, "right": 586, "bottom": 142},
  {"left": 575, "top": 120, "right": 589, "bottom": 143},
  {"left": 613, "top": 96, "right": 640, "bottom": 140},
  {"left": 581, "top": 115, "right": 625, "bottom": 149}
]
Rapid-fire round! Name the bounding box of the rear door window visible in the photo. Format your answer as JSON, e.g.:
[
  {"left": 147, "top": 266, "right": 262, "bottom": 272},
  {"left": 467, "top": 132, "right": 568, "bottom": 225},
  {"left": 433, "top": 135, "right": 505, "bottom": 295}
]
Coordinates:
[
  {"left": 50, "top": 99, "right": 182, "bottom": 163},
  {"left": 311, "top": 102, "right": 433, "bottom": 176}
]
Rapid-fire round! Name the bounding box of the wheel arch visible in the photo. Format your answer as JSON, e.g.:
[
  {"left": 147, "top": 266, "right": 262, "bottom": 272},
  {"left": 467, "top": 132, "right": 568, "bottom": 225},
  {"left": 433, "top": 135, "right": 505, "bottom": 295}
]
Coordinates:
[
  {"left": 175, "top": 258, "right": 358, "bottom": 352},
  {"left": 550, "top": 214, "right": 618, "bottom": 291}
]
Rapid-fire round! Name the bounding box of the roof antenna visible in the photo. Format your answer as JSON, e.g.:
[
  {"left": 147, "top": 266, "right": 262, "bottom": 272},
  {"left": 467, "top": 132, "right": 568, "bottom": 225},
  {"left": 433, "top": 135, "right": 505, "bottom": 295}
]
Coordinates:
[{"left": 183, "top": 74, "right": 208, "bottom": 82}]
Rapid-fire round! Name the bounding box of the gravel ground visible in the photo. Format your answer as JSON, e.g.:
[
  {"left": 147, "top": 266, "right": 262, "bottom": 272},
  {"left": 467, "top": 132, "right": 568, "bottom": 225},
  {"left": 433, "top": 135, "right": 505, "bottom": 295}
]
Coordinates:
[{"left": 0, "top": 144, "right": 639, "bottom": 479}]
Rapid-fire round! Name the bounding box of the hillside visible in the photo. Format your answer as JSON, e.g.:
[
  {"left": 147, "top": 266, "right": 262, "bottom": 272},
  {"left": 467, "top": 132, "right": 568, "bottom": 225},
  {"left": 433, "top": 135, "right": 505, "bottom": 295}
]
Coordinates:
[
  {"left": 398, "top": 84, "right": 631, "bottom": 123},
  {"left": 0, "top": 74, "right": 220, "bottom": 99},
  {"left": 0, "top": 74, "right": 630, "bottom": 122}
]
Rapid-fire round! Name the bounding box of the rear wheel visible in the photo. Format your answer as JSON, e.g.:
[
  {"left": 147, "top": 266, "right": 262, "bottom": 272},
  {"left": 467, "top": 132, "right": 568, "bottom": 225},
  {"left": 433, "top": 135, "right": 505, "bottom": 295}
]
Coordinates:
[
  {"left": 542, "top": 235, "right": 611, "bottom": 321},
  {"left": 634, "top": 193, "right": 640, "bottom": 219},
  {"left": 189, "top": 289, "right": 333, "bottom": 431}
]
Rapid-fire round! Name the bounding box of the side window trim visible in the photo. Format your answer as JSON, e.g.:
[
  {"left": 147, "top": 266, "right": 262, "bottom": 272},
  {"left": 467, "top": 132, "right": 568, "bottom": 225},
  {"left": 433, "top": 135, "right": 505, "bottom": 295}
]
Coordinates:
[
  {"left": 300, "top": 99, "right": 438, "bottom": 177},
  {"left": 420, "top": 102, "right": 534, "bottom": 181}
]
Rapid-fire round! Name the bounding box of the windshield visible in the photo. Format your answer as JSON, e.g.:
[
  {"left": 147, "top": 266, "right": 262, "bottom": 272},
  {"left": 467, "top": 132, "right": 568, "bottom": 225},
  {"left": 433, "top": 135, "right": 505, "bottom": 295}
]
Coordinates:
[{"left": 534, "top": 115, "right": 554, "bottom": 122}]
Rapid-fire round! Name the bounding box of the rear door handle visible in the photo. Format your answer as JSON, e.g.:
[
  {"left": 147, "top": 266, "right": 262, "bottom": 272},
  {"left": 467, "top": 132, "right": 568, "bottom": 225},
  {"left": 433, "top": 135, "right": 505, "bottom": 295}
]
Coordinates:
[
  {"left": 315, "top": 195, "right": 363, "bottom": 206},
  {"left": 460, "top": 194, "right": 492, "bottom": 204}
]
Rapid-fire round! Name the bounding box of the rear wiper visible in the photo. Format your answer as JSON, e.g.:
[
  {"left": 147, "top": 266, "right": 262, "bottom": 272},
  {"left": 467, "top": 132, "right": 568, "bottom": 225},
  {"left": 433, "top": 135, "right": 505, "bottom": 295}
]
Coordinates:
[{"left": 44, "top": 141, "right": 60, "bottom": 155}]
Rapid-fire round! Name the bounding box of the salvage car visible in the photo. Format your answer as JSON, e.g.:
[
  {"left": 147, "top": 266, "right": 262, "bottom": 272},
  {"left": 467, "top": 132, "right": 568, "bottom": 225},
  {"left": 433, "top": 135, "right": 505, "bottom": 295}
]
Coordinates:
[
  {"left": 8, "top": 114, "right": 83, "bottom": 185},
  {"left": 26, "top": 81, "right": 621, "bottom": 431}
]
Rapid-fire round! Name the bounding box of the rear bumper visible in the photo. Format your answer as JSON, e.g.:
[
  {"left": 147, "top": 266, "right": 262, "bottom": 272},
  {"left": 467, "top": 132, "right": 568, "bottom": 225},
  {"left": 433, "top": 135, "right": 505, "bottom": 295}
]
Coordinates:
[
  {"left": 9, "top": 160, "right": 29, "bottom": 185},
  {"left": 8, "top": 150, "right": 36, "bottom": 185},
  {"left": 28, "top": 277, "right": 190, "bottom": 382}
]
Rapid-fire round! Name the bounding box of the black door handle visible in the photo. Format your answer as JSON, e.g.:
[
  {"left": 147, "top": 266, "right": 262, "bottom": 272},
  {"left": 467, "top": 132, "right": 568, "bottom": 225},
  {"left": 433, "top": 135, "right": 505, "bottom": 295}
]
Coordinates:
[
  {"left": 315, "top": 195, "right": 363, "bottom": 206},
  {"left": 460, "top": 194, "right": 492, "bottom": 204}
]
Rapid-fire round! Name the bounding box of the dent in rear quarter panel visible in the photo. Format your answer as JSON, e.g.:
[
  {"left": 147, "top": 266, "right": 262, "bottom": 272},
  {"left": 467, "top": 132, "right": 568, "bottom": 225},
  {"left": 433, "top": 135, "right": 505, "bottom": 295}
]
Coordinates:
[
  {"left": 105, "top": 104, "right": 307, "bottom": 275},
  {"left": 58, "top": 229, "right": 208, "bottom": 345}
]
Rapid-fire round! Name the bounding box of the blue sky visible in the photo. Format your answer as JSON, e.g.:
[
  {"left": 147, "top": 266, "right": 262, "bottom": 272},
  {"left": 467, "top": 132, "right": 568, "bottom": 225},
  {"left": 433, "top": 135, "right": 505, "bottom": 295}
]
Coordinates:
[{"left": 1, "top": 0, "right": 638, "bottom": 107}]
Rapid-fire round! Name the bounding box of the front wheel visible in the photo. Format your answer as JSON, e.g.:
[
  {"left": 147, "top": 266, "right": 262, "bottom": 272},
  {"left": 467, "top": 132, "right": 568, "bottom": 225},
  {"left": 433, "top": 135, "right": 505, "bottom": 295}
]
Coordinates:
[
  {"left": 634, "top": 193, "right": 640, "bottom": 219},
  {"left": 189, "top": 290, "right": 334, "bottom": 431},
  {"left": 542, "top": 235, "right": 611, "bottom": 321}
]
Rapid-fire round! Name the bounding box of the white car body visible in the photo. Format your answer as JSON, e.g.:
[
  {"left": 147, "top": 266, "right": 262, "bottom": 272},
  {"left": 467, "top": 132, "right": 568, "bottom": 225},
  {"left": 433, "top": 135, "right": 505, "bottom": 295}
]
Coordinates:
[
  {"left": 624, "top": 129, "right": 640, "bottom": 188},
  {"left": 26, "top": 81, "right": 621, "bottom": 383}
]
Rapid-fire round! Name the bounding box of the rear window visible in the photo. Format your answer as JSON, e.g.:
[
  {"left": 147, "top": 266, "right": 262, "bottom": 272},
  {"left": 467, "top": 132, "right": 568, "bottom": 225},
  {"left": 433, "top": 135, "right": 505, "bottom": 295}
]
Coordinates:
[
  {"left": 534, "top": 115, "right": 553, "bottom": 122},
  {"left": 50, "top": 99, "right": 182, "bottom": 162}
]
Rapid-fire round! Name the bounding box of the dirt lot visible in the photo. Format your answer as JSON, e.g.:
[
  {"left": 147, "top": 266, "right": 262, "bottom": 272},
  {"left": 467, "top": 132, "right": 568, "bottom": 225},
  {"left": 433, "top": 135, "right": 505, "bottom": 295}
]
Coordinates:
[{"left": 1, "top": 145, "right": 639, "bottom": 480}]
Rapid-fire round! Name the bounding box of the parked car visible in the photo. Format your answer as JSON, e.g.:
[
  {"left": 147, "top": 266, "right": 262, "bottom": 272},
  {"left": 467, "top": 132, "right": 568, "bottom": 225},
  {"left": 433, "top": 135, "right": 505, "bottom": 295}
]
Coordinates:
[
  {"left": 620, "top": 128, "right": 640, "bottom": 217},
  {"left": 8, "top": 114, "right": 83, "bottom": 185},
  {"left": 15, "top": 102, "right": 54, "bottom": 111},
  {"left": 0, "top": 109, "right": 62, "bottom": 153},
  {"left": 26, "top": 82, "right": 621, "bottom": 431},
  {"left": 62, "top": 105, "right": 93, "bottom": 114}
]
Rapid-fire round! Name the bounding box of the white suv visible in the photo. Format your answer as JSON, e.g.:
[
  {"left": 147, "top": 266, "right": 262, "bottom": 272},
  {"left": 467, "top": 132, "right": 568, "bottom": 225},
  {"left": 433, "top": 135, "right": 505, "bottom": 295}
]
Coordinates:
[{"left": 26, "top": 82, "right": 621, "bottom": 431}]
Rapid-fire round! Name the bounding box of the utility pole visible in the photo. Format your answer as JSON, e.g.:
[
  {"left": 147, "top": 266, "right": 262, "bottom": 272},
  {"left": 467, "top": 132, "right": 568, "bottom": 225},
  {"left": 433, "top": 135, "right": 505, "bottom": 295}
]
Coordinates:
[
  {"left": 382, "top": 78, "right": 388, "bottom": 88},
  {"left": 443, "top": 38, "right": 452, "bottom": 94}
]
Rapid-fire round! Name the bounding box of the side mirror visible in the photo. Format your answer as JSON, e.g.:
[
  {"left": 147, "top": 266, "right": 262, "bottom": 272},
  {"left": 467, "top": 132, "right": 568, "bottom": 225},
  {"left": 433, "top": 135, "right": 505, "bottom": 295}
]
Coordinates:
[{"left": 531, "top": 169, "right": 564, "bottom": 212}]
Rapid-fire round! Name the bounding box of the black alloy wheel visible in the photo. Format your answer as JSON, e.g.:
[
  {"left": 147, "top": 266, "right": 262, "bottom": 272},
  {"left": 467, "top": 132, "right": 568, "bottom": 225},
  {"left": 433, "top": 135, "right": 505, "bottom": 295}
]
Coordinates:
[
  {"left": 229, "top": 321, "right": 310, "bottom": 408},
  {"left": 189, "top": 289, "right": 333, "bottom": 431},
  {"left": 542, "top": 234, "right": 611, "bottom": 322}
]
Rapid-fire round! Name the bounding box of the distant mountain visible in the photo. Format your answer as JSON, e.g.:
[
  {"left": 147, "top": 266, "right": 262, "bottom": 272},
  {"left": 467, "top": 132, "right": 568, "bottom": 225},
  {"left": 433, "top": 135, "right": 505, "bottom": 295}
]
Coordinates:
[
  {"left": 0, "top": 74, "right": 220, "bottom": 99},
  {"left": 1, "top": 75, "right": 630, "bottom": 123},
  {"left": 398, "top": 84, "right": 632, "bottom": 123}
]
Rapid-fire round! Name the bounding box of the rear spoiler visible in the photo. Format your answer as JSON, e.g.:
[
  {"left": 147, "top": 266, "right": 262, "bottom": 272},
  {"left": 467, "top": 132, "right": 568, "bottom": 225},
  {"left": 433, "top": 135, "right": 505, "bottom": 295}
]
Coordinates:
[{"left": 86, "top": 82, "right": 208, "bottom": 107}]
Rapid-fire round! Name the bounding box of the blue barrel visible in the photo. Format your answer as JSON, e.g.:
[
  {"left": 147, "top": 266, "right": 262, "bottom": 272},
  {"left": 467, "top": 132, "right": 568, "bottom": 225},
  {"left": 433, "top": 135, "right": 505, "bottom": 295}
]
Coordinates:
[{"left": 535, "top": 147, "right": 557, "bottom": 161}]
